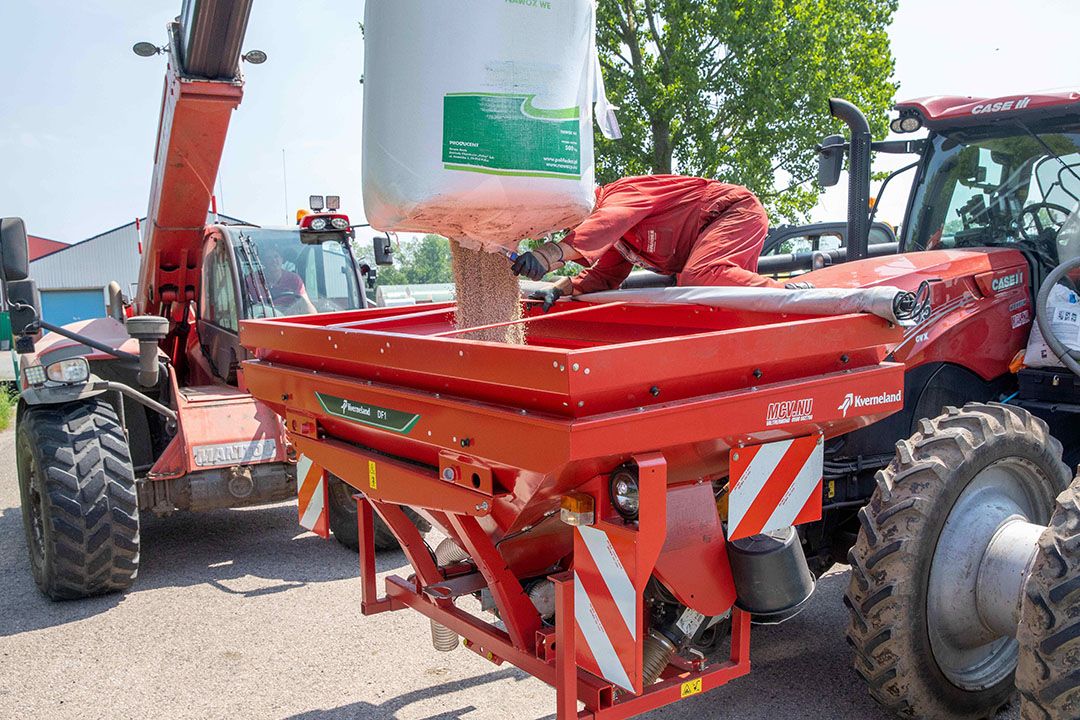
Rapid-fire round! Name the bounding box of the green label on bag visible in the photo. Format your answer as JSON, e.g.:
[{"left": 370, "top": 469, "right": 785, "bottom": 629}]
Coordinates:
[
  {"left": 315, "top": 392, "right": 420, "bottom": 434},
  {"left": 443, "top": 93, "right": 581, "bottom": 179}
]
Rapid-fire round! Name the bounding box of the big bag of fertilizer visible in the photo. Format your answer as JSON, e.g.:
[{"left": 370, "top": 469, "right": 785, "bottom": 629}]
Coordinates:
[
  {"left": 1025, "top": 283, "right": 1080, "bottom": 367},
  {"left": 361, "top": 0, "right": 619, "bottom": 252}
]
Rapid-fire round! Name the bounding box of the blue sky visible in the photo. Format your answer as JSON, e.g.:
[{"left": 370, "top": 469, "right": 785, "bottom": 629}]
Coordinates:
[{"left": 2, "top": 0, "right": 1079, "bottom": 242}]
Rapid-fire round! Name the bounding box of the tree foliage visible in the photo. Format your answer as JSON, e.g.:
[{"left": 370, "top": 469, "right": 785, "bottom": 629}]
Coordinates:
[
  {"left": 373, "top": 234, "right": 454, "bottom": 285},
  {"left": 596, "top": 0, "right": 898, "bottom": 220}
]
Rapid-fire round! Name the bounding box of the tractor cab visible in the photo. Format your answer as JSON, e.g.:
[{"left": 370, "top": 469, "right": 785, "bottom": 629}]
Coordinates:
[
  {"left": 196, "top": 196, "right": 380, "bottom": 383},
  {"left": 895, "top": 93, "right": 1080, "bottom": 280}
]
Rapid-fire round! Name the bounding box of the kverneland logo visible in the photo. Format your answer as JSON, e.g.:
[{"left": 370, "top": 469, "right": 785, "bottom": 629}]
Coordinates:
[
  {"left": 766, "top": 398, "right": 814, "bottom": 426},
  {"left": 838, "top": 391, "right": 903, "bottom": 418}
]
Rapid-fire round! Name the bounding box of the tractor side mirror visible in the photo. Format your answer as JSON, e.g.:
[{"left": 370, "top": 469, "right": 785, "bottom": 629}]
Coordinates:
[
  {"left": 373, "top": 233, "right": 393, "bottom": 266},
  {"left": 7, "top": 278, "right": 41, "bottom": 344},
  {"left": 0, "top": 217, "right": 30, "bottom": 283},
  {"left": 817, "top": 134, "right": 846, "bottom": 188}
]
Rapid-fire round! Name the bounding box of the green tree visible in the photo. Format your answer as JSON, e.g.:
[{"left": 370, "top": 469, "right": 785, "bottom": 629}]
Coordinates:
[
  {"left": 373, "top": 234, "right": 454, "bottom": 286},
  {"left": 596, "top": 0, "right": 898, "bottom": 220}
]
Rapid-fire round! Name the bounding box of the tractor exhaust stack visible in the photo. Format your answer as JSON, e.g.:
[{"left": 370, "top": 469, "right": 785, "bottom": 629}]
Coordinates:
[{"left": 829, "top": 98, "right": 872, "bottom": 262}]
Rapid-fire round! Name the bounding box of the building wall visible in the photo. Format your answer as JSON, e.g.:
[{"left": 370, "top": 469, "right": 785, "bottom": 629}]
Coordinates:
[
  {"left": 29, "top": 214, "right": 247, "bottom": 327},
  {"left": 31, "top": 220, "right": 144, "bottom": 298}
]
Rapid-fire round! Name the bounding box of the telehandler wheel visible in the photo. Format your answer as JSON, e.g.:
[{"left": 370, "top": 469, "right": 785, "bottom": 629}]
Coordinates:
[
  {"left": 845, "top": 403, "right": 1069, "bottom": 719},
  {"left": 16, "top": 398, "right": 140, "bottom": 600},
  {"left": 1017, "top": 477, "right": 1080, "bottom": 720},
  {"left": 327, "top": 474, "right": 431, "bottom": 552}
]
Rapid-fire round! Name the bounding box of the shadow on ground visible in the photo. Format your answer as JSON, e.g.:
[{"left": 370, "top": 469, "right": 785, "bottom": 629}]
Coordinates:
[
  {"left": 0, "top": 499, "right": 386, "bottom": 637},
  {"left": 286, "top": 668, "right": 537, "bottom": 720}
]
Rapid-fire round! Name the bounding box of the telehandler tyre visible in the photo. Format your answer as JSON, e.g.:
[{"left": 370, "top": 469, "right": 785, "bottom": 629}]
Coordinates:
[
  {"left": 16, "top": 398, "right": 140, "bottom": 600},
  {"left": 845, "top": 403, "right": 1069, "bottom": 719},
  {"left": 327, "top": 474, "right": 431, "bottom": 552},
  {"left": 1017, "top": 476, "right": 1080, "bottom": 720}
]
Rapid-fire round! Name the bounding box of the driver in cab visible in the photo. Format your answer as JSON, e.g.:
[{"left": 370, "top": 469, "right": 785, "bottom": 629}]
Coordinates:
[{"left": 250, "top": 246, "right": 316, "bottom": 315}]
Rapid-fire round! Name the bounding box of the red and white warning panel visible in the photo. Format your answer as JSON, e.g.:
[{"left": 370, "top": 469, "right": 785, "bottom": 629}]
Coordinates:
[
  {"left": 728, "top": 435, "right": 823, "bottom": 541},
  {"left": 296, "top": 454, "right": 329, "bottom": 538},
  {"left": 574, "top": 524, "right": 644, "bottom": 693}
]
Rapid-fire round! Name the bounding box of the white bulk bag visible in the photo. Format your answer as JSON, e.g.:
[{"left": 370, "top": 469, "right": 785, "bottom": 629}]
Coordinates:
[
  {"left": 361, "top": 0, "right": 618, "bottom": 251},
  {"left": 1026, "top": 283, "right": 1080, "bottom": 367}
]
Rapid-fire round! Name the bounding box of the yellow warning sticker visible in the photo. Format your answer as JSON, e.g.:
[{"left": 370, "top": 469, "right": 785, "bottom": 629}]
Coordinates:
[
  {"left": 368, "top": 460, "right": 377, "bottom": 490},
  {"left": 680, "top": 678, "right": 702, "bottom": 698}
]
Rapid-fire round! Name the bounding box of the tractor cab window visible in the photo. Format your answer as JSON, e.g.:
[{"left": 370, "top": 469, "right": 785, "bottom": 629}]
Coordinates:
[
  {"left": 200, "top": 236, "right": 240, "bottom": 332},
  {"left": 231, "top": 228, "right": 363, "bottom": 318},
  {"left": 906, "top": 128, "right": 1080, "bottom": 267}
]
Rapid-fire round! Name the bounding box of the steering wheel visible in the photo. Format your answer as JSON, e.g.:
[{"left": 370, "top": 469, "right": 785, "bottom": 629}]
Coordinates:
[{"left": 1019, "top": 202, "right": 1072, "bottom": 241}]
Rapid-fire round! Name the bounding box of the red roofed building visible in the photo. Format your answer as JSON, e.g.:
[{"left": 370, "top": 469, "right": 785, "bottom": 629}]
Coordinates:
[{"left": 28, "top": 235, "right": 67, "bottom": 261}]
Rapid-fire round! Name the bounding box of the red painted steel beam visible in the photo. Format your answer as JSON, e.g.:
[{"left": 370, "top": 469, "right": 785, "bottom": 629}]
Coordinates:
[
  {"left": 244, "top": 359, "right": 903, "bottom": 474},
  {"left": 446, "top": 514, "right": 543, "bottom": 652},
  {"left": 138, "top": 46, "right": 244, "bottom": 316},
  {"left": 291, "top": 435, "right": 496, "bottom": 517}
]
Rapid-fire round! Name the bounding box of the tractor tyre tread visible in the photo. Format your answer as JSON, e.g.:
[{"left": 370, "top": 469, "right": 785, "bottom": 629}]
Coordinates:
[
  {"left": 17, "top": 399, "right": 139, "bottom": 600},
  {"left": 844, "top": 402, "right": 1069, "bottom": 720},
  {"left": 1017, "top": 477, "right": 1080, "bottom": 720}
]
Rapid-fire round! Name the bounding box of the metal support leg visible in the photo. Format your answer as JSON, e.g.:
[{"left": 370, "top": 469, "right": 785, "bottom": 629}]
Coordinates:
[
  {"left": 357, "top": 495, "right": 394, "bottom": 614},
  {"left": 553, "top": 571, "right": 578, "bottom": 720}
]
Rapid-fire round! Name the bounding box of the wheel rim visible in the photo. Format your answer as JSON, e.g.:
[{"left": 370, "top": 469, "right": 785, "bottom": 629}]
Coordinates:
[
  {"left": 927, "top": 457, "right": 1050, "bottom": 691},
  {"left": 21, "top": 447, "right": 47, "bottom": 568}
]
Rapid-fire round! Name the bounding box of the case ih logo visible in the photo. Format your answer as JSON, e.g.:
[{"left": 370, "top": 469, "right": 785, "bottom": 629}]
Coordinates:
[
  {"left": 972, "top": 97, "right": 1031, "bottom": 115},
  {"left": 766, "top": 398, "right": 814, "bottom": 426},
  {"left": 992, "top": 271, "right": 1024, "bottom": 292},
  {"left": 838, "top": 391, "right": 903, "bottom": 418}
]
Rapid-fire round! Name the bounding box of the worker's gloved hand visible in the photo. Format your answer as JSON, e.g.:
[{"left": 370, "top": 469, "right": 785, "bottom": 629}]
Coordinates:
[
  {"left": 511, "top": 242, "right": 565, "bottom": 281},
  {"left": 784, "top": 281, "right": 815, "bottom": 290},
  {"left": 528, "top": 277, "right": 573, "bottom": 312}
]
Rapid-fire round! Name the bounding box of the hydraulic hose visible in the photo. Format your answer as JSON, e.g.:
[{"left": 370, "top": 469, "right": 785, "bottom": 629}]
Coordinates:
[{"left": 1035, "top": 257, "right": 1080, "bottom": 377}]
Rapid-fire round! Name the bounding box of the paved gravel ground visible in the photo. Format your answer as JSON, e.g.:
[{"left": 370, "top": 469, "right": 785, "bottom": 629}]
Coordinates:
[{"left": 0, "top": 427, "right": 1022, "bottom": 720}]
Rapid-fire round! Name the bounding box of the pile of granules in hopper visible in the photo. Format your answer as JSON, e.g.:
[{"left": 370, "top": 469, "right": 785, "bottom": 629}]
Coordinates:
[{"left": 450, "top": 240, "right": 526, "bottom": 345}]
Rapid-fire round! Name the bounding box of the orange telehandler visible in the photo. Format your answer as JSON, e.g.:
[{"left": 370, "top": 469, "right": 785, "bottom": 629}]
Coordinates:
[{"left": 0, "top": 0, "right": 415, "bottom": 601}]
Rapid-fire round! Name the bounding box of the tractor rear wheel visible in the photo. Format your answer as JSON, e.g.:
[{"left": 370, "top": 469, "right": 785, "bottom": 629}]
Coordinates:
[
  {"left": 327, "top": 474, "right": 430, "bottom": 552},
  {"left": 17, "top": 399, "right": 140, "bottom": 600},
  {"left": 845, "top": 403, "right": 1069, "bottom": 719},
  {"left": 1017, "top": 476, "right": 1080, "bottom": 720}
]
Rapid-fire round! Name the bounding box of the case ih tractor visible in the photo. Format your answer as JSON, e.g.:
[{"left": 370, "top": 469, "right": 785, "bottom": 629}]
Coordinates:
[
  {"left": 230, "top": 90, "right": 1080, "bottom": 720},
  {"left": 0, "top": 4, "right": 413, "bottom": 602}
]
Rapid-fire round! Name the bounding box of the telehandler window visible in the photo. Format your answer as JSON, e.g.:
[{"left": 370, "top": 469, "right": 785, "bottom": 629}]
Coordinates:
[{"left": 201, "top": 238, "right": 239, "bottom": 331}]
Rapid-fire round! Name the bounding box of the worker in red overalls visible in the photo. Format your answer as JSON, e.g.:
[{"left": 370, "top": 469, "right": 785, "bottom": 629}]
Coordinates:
[{"left": 512, "top": 175, "right": 787, "bottom": 304}]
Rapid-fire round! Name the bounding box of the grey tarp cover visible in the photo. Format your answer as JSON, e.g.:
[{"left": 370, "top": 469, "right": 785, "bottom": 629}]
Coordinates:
[{"left": 574, "top": 285, "right": 912, "bottom": 324}]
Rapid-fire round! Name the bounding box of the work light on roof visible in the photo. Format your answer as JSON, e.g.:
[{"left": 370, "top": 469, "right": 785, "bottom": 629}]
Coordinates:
[
  {"left": 309, "top": 195, "right": 325, "bottom": 212},
  {"left": 326, "top": 196, "right": 341, "bottom": 211},
  {"left": 890, "top": 113, "right": 923, "bottom": 134}
]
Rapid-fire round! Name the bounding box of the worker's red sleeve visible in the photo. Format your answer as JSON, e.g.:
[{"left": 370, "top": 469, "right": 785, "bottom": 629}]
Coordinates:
[
  {"left": 561, "top": 186, "right": 658, "bottom": 264},
  {"left": 677, "top": 197, "right": 783, "bottom": 288},
  {"left": 571, "top": 248, "right": 633, "bottom": 294}
]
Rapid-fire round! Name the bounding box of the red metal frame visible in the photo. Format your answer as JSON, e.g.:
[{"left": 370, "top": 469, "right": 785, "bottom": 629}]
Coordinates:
[
  {"left": 356, "top": 488, "right": 752, "bottom": 719},
  {"left": 245, "top": 297, "right": 909, "bottom": 718}
]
